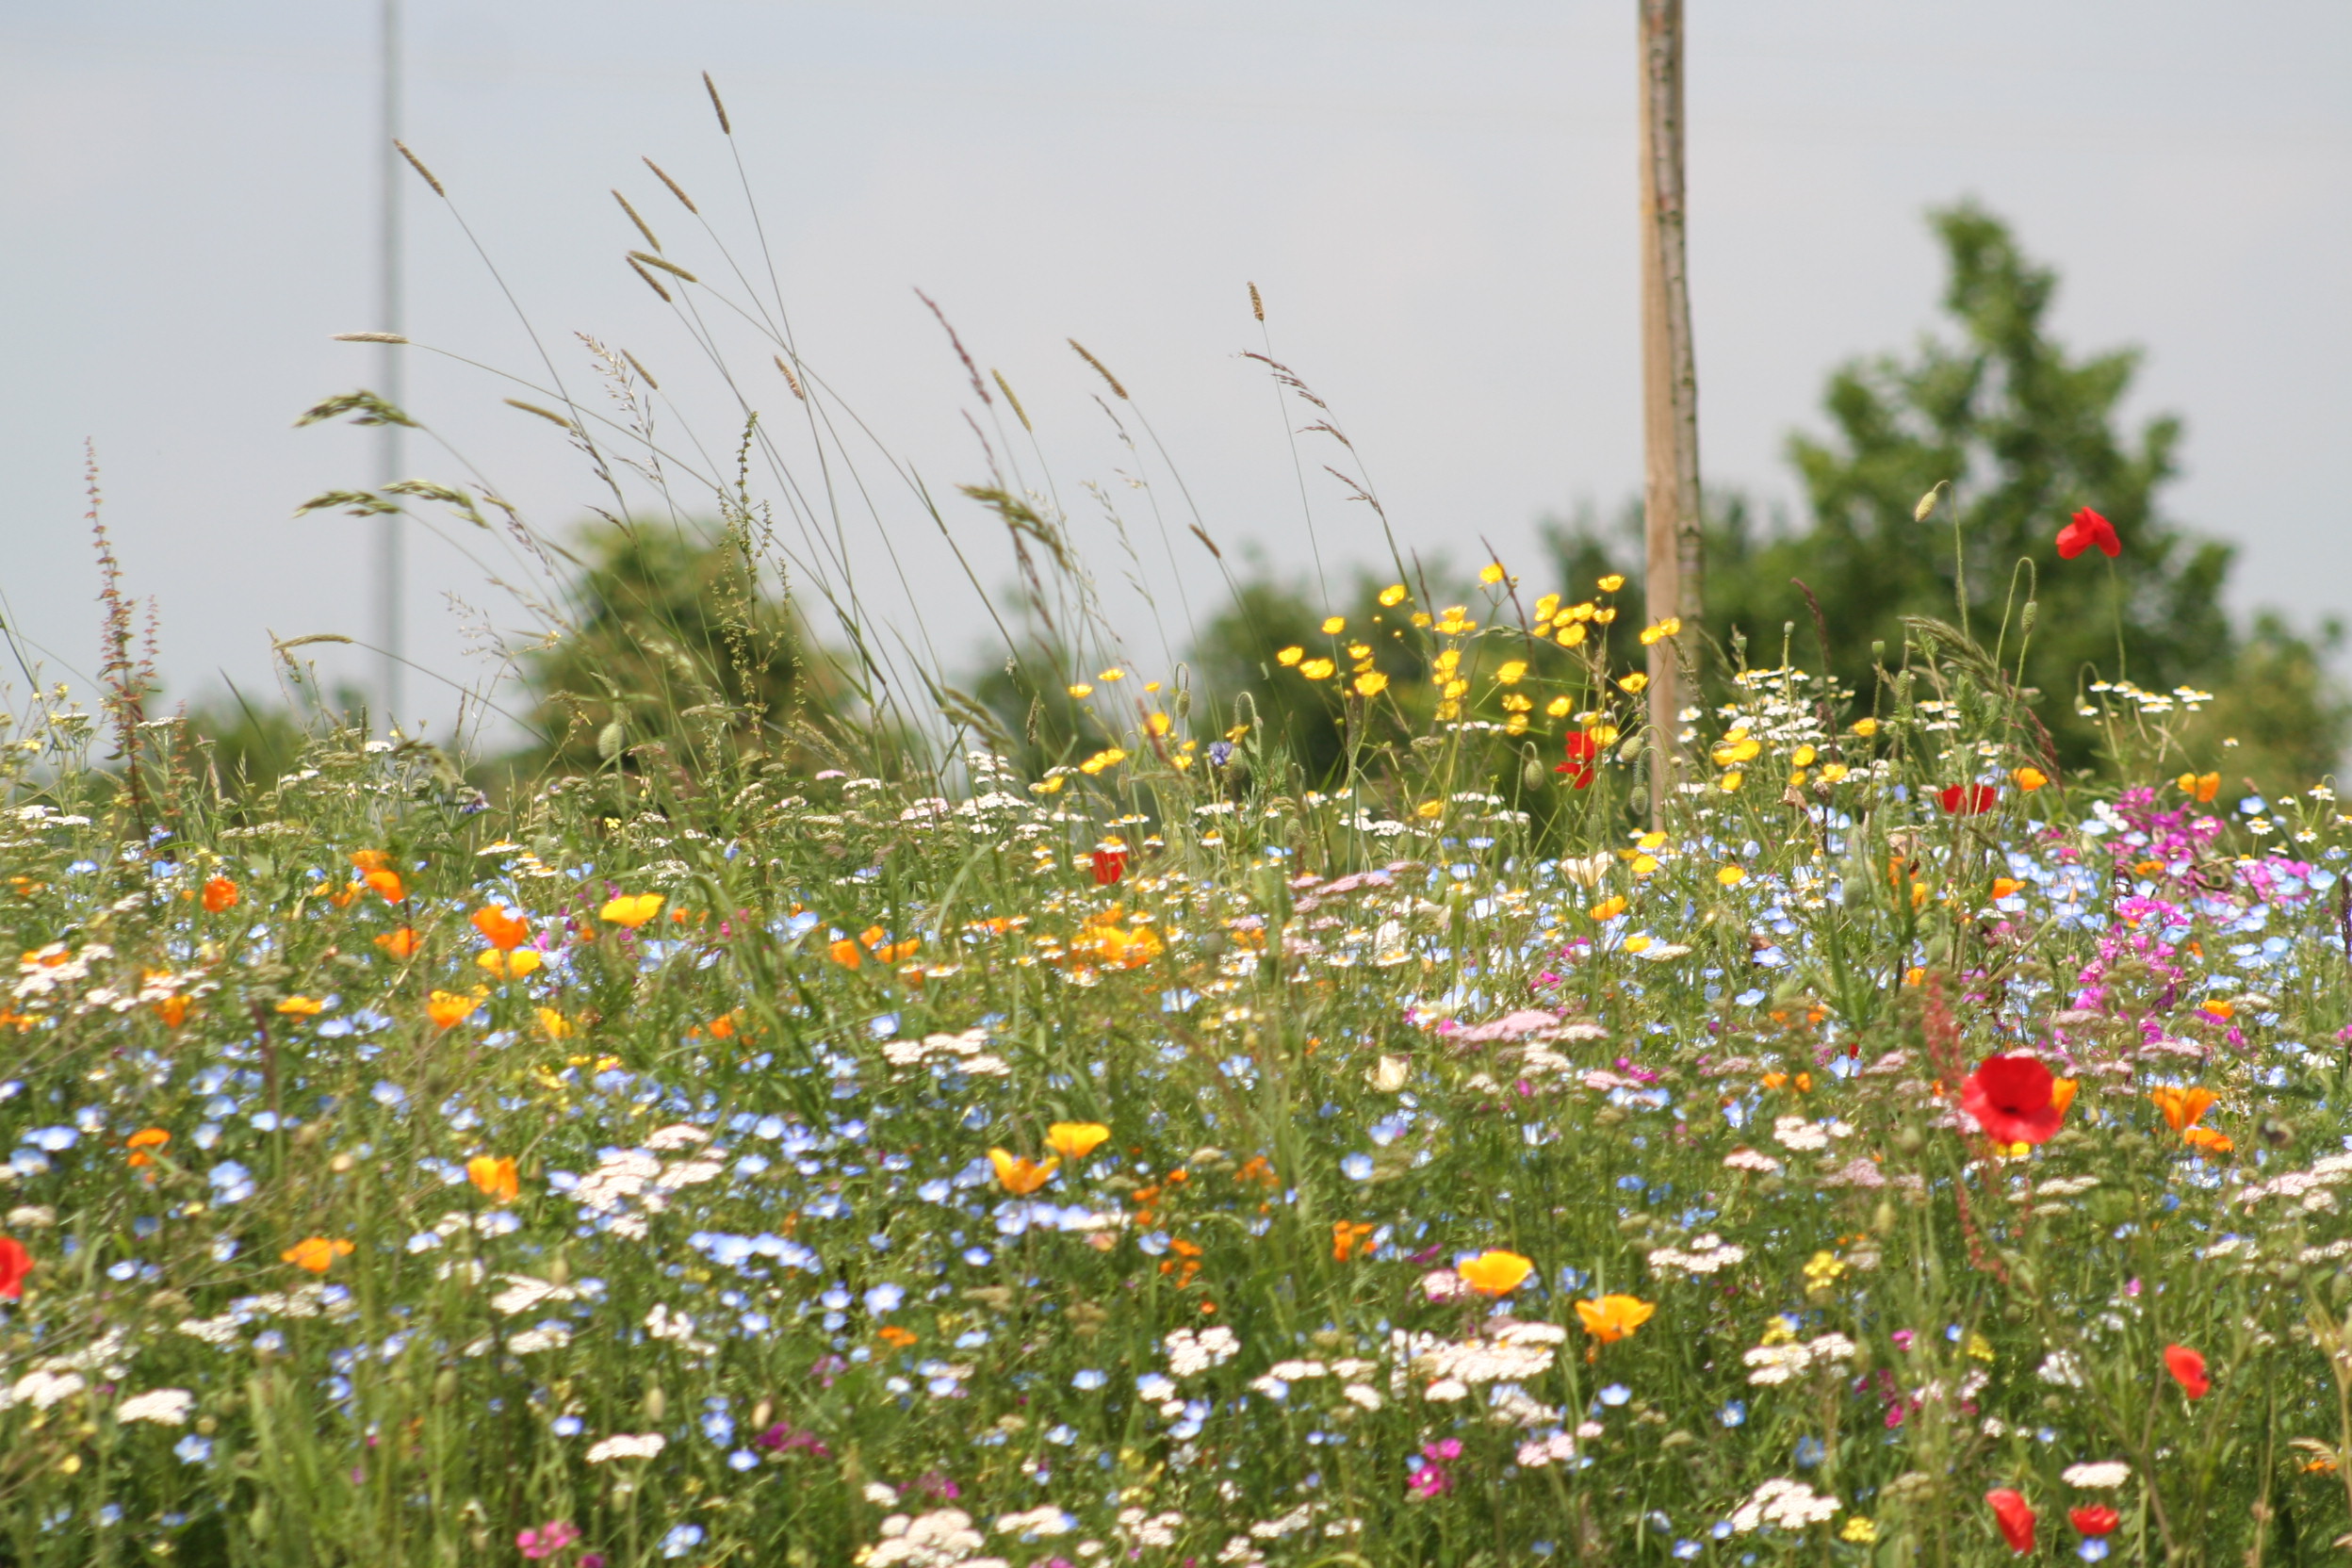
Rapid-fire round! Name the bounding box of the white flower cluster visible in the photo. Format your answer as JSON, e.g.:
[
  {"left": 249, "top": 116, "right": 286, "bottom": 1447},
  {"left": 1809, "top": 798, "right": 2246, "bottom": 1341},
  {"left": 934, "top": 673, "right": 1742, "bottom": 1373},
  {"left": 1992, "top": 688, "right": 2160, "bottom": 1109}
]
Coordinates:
[
  {"left": 1723, "top": 1147, "right": 1784, "bottom": 1173},
  {"left": 880, "top": 1028, "right": 1009, "bottom": 1078},
  {"left": 1647, "top": 1233, "right": 1748, "bottom": 1278},
  {"left": 1772, "top": 1116, "right": 1853, "bottom": 1152},
  {"left": 1164, "top": 1326, "right": 1240, "bottom": 1377},
  {"left": 2062, "top": 1461, "right": 2132, "bottom": 1489},
  {"left": 1743, "top": 1333, "right": 1857, "bottom": 1386},
  {"left": 117, "top": 1387, "right": 195, "bottom": 1426},
  {"left": 856, "top": 1508, "right": 1007, "bottom": 1568},
  {"left": 1728, "top": 1478, "right": 1841, "bottom": 1531},
  {"left": 583, "top": 1431, "right": 665, "bottom": 1463}
]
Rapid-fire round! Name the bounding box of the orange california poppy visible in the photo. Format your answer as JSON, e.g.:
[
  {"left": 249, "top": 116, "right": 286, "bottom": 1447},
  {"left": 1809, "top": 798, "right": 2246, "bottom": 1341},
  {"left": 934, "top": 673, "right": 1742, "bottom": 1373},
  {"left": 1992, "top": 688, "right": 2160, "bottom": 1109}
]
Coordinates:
[
  {"left": 1575, "top": 1294, "right": 1657, "bottom": 1344},
  {"left": 201, "top": 875, "right": 239, "bottom": 913},
  {"left": 373, "top": 927, "right": 420, "bottom": 959},
  {"left": 1457, "top": 1250, "right": 1535, "bottom": 1297},
  {"left": 466, "top": 1154, "right": 519, "bottom": 1204},
  {"left": 363, "top": 869, "right": 405, "bottom": 905},
  {"left": 281, "top": 1236, "right": 356, "bottom": 1274},
  {"left": 1045, "top": 1123, "right": 1111, "bottom": 1161},
  {"left": 2150, "top": 1086, "right": 2218, "bottom": 1131},
  {"left": 988, "top": 1149, "right": 1057, "bottom": 1196},
  {"left": 470, "top": 906, "right": 531, "bottom": 951},
  {"left": 426, "top": 990, "right": 482, "bottom": 1030}
]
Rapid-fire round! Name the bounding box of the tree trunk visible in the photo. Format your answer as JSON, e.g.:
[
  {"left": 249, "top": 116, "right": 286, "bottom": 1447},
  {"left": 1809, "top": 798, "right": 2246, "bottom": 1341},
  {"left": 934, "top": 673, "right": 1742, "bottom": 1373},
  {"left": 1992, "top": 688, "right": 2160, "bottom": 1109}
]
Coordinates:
[{"left": 1638, "top": 0, "right": 1703, "bottom": 823}]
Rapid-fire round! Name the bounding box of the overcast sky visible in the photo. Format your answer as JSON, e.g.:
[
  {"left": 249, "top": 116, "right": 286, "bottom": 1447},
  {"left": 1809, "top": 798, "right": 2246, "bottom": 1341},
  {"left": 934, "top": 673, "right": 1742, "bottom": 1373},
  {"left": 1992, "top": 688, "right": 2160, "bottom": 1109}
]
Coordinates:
[{"left": 4, "top": 2, "right": 2347, "bottom": 747}]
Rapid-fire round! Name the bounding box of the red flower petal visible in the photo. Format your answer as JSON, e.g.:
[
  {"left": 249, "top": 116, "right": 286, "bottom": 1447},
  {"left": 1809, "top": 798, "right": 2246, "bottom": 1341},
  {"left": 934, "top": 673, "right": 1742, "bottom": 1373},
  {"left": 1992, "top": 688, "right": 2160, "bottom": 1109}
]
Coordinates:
[
  {"left": 2069, "top": 1506, "right": 2119, "bottom": 1537},
  {"left": 2164, "top": 1343, "right": 2210, "bottom": 1399},
  {"left": 1985, "top": 1489, "right": 2037, "bottom": 1554},
  {"left": 1960, "top": 1054, "right": 2065, "bottom": 1145}
]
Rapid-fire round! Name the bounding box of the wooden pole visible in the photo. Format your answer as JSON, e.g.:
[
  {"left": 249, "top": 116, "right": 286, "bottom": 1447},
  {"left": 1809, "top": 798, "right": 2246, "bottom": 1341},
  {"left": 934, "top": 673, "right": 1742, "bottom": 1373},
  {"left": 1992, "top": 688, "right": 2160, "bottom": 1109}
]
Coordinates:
[{"left": 1638, "top": 0, "right": 1703, "bottom": 823}]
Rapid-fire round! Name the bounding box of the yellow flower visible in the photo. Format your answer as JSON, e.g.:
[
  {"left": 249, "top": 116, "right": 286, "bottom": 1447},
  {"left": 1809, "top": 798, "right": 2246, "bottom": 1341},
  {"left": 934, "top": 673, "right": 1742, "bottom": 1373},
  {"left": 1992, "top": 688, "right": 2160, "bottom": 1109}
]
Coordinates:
[
  {"left": 1079, "top": 747, "right": 1128, "bottom": 775},
  {"left": 1790, "top": 745, "right": 1817, "bottom": 767},
  {"left": 1277, "top": 646, "right": 1304, "bottom": 666},
  {"left": 1457, "top": 1249, "right": 1533, "bottom": 1295},
  {"left": 600, "top": 893, "right": 664, "bottom": 928},
  {"left": 1534, "top": 593, "right": 1560, "bottom": 617},
  {"left": 1638, "top": 831, "right": 1668, "bottom": 850},
  {"left": 2013, "top": 765, "right": 2049, "bottom": 792},
  {"left": 1719, "top": 771, "right": 1744, "bottom": 792},
  {"left": 1045, "top": 1122, "right": 1111, "bottom": 1160},
  {"left": 282, "top": 1236, "right": 355, "bottom": 1274},
  {"left": 1320, "top": 615, "right": 1346, "bottom": 634},
  {"left": 1146, "top": 711, "right": 1173, "bottom": 736},
  {"left": 1596, "top": 574, "right": 1625, "bottom": 592},
  {"left": 1353, "top": 671, "right": 1390, "bottom": 698},
  {"left": 1618, "top": 672, "right": 1648, "bottom": 694},
  {"left": 2179, "top": 770, "right": 2220, "bottom": 802},
  {"left": 1557, "top": 623, "right": 1588, "bottom": 647},
  {"left": 988, "top": 1149, "right": 1058, "bottom": 1195},
  {"left": 1544, "top": 695, "right": 1573, "bottom": 717},
  {"left": 1414, "top": 800, "right": 1445, "bottom": 819},
  {"left": 1717, "top": 865, "right": 1747, "bottom": 886},
  {"left": 1478, "top": 563, "right": 1507, "bottom": 586},
  {"left": 1850, "top": 717, "right": 1879, "bottom": 737},
  {"left": 427, "top": 990, "right": 484, "bottom": 1030},
  {"left": 1494, "top": 661, "right": 1527, "bottom": 685},
  {"left": 1841, "top": 1517, "right": 1878, "bottom": 1545},
  {"left": 1347, "top": 643, "right": 1372, "bottom": 660},
  {"left": 1803, "top": 1250, "right": 1846, "bottom": 1294},
  {"left": 477, "top": 949, "right": 545, "bottom": 979},
  {"left": 1630, "top": 855, "right": 1660, "bottom": 876},
  {"left": 536, "top": 1006, "right": 577, "bottom": 1040},
  {"left": 1592, "top": 607, "right": 1618, "bottom": 625},
  {"left": 1067, "top": 683, "right": 1094, "bottom": 697},
  {"left": 1575, "top": 1294, "right": 1655, "bottom": 1343},
  {"left": 275, "top": 996, "right": 325, "bottom": 1018},
  {"left": 1410, "top": 612, "right": 1432, "bottom": 628},
  {"left": 1098, "top": 669, "right": 1125, "bottom": 682},
  {"left": 1639, "top": 617, "right": 1681, "bottom": 645},
  {"left": 1588, "top": 896, "right": 1628, "bottom": 922},
  {"left": 466, "top": 1154, "right": 519, "bottom": 1204},
  {"left": 1622, "top": 935, "right": 1653, "bottom": 954},
  {"left": 1817, "top": 762, "right": 1850, "bottom": 783},
  {"left": 1379, "top": 583, "right": 1408, "bottom": 607},
  {"left": 1298, "top": 659, "right": 1335, "bottom": 680}
]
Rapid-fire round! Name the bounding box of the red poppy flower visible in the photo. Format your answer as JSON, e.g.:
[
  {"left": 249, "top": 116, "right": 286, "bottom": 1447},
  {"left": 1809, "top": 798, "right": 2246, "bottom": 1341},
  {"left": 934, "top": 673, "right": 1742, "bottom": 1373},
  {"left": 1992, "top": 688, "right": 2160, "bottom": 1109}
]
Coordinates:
[
  {"left": 1960, "top": 1054, "right": 2066, "bottom": 1145},
  {"left": 1090, "top": 847, "right": 1127, "bottom": 887},
  {"left": 1985, "top": 1489, "right": 2036, "bottom": 1554},
  {"left": 0, "top": 1235, "right": 31, "bottom": 1300},
  {"left": 1556, "top": 731, "right": 1598, "bottom": 790},
  {"left": 2163, "top": 1343, "right": 2210, "bottom": 1398},
  {"left": 2068, "top": 1506, "right": 2119, "bottom": 1537},
  {"left": 2057, "top": 507, "right": 2121, "bottom": 560},
  {"left": 1938, "top": 783, "right": 1999, "bottom": 815}
]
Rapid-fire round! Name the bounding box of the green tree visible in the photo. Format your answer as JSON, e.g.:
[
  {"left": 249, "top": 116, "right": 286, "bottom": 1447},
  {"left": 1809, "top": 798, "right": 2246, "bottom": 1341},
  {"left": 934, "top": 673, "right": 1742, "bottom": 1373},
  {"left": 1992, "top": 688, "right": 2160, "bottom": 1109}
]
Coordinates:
[
  {"left": 1551, "top": 202, "right": 2346, "bottom": 782},
  {"left": 514, "top": 520, "right": 858, "bottom": 780}
]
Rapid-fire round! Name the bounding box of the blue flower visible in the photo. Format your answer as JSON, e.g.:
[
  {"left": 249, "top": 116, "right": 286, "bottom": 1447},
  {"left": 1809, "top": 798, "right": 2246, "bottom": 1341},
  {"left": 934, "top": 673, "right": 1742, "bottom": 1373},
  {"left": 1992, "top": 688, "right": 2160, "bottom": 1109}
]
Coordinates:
[
  {"left": 660, "top": 1524, "right": 706, "bottom": 1559},
  {"left": 1793, "top": 1436, "right": 1825, "bottom": 1469},
  {"left": 1597, "top": 1384, "right": 1631, "bottom": 1408},
  {"left": 1072, "top": 1368, "right": 1107, "bottom": 1391},
  {"left": 1718, "top": 1400, "right": 1745, "bottom": 1428},
  {"left": 172, "top": 1435, "right": 212, "bottom": 1465}
]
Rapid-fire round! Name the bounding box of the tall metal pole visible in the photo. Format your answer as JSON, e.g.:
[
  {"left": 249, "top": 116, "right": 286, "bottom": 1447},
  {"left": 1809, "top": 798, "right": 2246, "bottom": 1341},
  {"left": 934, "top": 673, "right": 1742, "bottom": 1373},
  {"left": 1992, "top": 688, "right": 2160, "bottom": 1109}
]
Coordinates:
[
  {"left": 1638, "top": 0, "right": 1702, "bottom": 824},
  {"left": 376, "top": 0, "right": 405, "bottom": 730}
]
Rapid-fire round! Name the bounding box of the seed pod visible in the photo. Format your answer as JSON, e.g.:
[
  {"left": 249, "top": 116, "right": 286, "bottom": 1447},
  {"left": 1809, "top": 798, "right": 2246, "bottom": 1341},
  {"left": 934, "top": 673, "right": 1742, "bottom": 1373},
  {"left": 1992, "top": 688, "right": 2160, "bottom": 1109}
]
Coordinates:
[
  {"left": 596, "top": 720, "right": 627, "bottom": 761},
  {"left": 750, "top": 1398, "right": 775, "bottom": 1431},
  {"left": 2020, "top": 600, "right": 2037, "bottom": 635},
  {"left": 643, "top": 1383, "right": 666, "bottom": 1424}
]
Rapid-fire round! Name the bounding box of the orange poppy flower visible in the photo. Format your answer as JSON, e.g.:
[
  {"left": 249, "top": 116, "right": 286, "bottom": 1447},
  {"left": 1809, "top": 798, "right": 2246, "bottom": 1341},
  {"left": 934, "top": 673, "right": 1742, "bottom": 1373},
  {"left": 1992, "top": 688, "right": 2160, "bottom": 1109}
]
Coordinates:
[
  {"left": 476, "top": 949, "right": 543, "bottom": 980},
  {"left": 876, "top": 1325, "right": 919, "bottom": 1348},
  {"left": 349, "top": 849, "right": 393, "bottom": 871},
  {"left": 154, "top": 995, "right": 192, "bottom": 1028},
  {"left": 373, "top": 927, "right": 420, "bottom": 958},
  {"left": 1575, "top": 1294, "right": 1656, "bottom": 1344},
  {"left": 1331, "top": 1221, "right": 1376, "bottom": 1262},
  {"left": 1045, "top": 1123, "right": 1111, "bottom": 1161},
  {"left": 201, "top": 875, "right": 239, "bottom": 913},
  {"left": 426, "top": 990, "right": 483, "bottom": 1030},
  {"left": 126, "top": 1127, "right": 171, "bottom": 1169},
  {"left": 466, "top": 1154, "right": 519, "bottom": 1204},
  {"left": 281, "top": 1236, "right": 356, "bottom": 1274},
  {"left": 2182, "top": 1126, "right": 2234, "bottom": 1156},
  {"left": 275, "top": 995, "right": 325, "bottom": 1017},
  {"left": 2150, "top": 1086, "right": 2218, "bottom": 1131},
  {"left": 470, "top": 906, "right": 531, "bottom": 951},
  {"left": 988, "top": 1149, "right": 1057, "bottom": 1195},
  {"left": 331, "top": 880, "right": 364, "bottom": 908},
  {"left": 363, "top": 869, "right": 405, "bottom": 905},
  {"left": 1457, "top": 1250, "right": 1535, "bottom": 1296}
]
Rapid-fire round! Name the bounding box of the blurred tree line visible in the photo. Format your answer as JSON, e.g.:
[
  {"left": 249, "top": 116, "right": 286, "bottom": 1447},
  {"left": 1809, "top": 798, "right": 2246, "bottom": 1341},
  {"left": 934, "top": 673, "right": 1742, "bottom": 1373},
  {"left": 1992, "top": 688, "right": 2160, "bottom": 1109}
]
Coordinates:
[{"left": 186, "top": 204, "right": 2343, "bottom": 803}]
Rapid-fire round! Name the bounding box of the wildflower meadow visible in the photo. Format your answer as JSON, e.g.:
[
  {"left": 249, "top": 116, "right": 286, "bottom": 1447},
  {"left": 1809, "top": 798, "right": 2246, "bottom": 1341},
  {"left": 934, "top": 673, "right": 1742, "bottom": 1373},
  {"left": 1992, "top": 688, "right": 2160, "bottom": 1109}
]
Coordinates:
[{"left": 7, "top": 105, "right": 2352, "bottom": 1568}]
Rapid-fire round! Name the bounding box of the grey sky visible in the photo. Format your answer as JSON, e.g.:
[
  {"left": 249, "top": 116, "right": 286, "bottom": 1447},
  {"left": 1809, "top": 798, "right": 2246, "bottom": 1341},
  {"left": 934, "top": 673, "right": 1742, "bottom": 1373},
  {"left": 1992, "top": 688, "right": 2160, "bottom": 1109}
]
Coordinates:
[{"left": 4, "top": 2, "right": 2346, "bottom": 745}]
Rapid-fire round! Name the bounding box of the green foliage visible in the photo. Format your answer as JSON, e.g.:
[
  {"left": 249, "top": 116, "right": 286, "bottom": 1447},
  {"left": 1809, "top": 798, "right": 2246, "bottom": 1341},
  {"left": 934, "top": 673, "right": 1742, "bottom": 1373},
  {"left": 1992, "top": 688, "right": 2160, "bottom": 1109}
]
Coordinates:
[
  {"left": 514, "top": 519, "right": 856, "bottom": 780},
  {"left": 1550, "top": 202, "right": 2347, "bottom": 781}
]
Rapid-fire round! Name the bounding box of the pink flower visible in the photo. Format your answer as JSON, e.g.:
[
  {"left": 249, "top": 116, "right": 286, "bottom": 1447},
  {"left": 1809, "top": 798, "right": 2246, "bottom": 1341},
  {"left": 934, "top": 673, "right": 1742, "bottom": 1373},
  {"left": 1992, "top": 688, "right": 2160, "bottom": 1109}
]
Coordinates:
[{"left": 517, "top": 1521, "right": 580, "bottom": 1560}]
